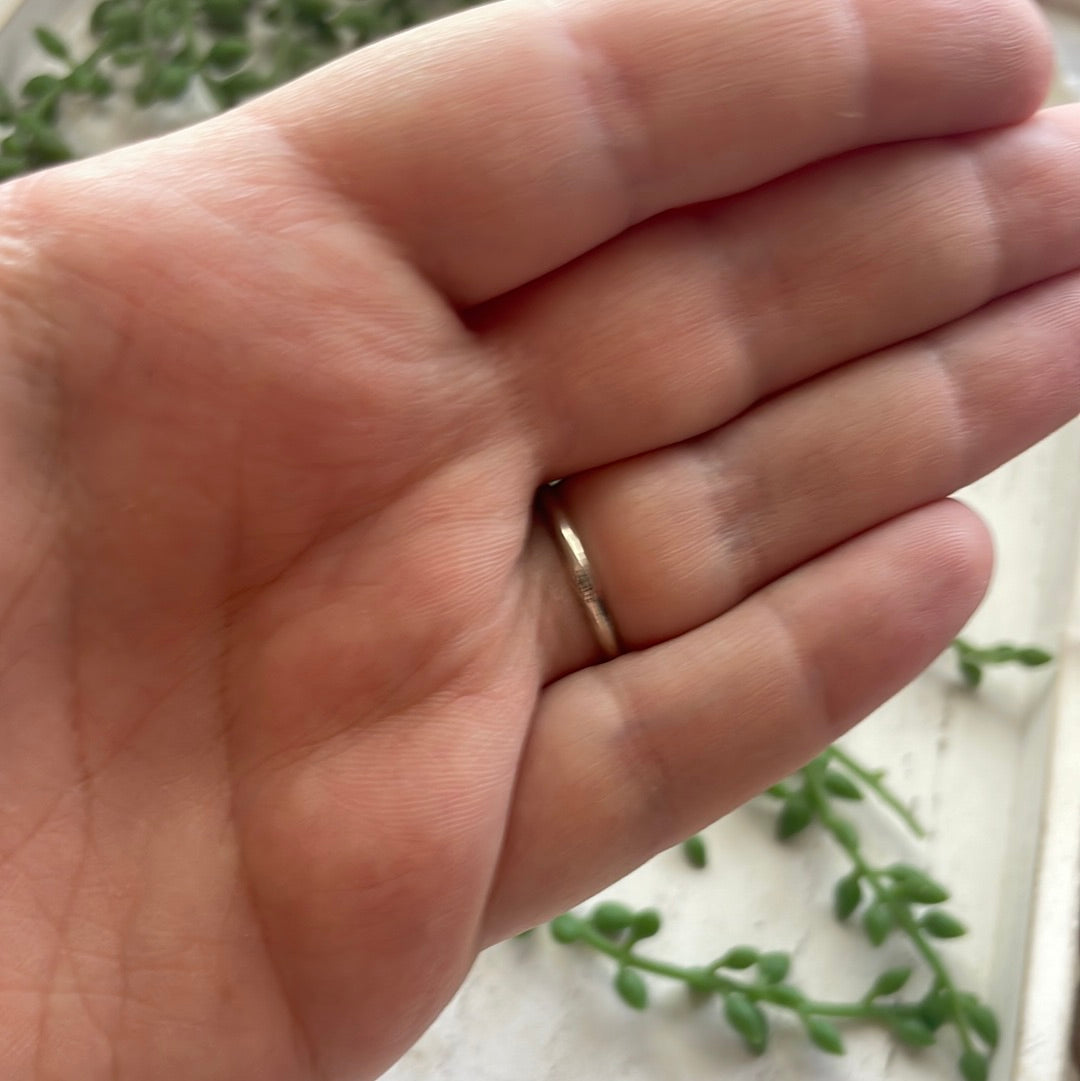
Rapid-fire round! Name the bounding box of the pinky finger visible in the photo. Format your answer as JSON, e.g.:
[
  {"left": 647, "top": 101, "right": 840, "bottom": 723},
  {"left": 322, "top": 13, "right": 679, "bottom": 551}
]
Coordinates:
[{"left": 484, "top": 500, "right": 991, "bottom": 941}]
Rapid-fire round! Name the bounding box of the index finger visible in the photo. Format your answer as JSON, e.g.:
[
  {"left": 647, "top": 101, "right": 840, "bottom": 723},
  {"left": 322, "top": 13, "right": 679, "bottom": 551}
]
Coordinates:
[{"left": 251, "top": 0, "right": 1052, "bottom": 304}]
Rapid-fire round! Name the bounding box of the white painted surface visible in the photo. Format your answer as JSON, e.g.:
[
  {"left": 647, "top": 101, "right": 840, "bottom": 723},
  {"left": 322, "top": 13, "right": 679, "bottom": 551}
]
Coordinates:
[{"left": 1, "top": 3, "right": 1079, "bottom": 1080}]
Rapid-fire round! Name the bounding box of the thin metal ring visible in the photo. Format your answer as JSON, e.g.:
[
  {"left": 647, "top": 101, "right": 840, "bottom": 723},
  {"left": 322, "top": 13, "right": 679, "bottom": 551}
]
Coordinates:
[{"left": 538, "top": 483, "right": 622, "bottom": 659}]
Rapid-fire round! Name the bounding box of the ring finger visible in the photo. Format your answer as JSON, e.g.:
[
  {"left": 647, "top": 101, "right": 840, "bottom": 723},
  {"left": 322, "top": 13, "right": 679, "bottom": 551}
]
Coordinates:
[{"left": 529, "top": 269, "right": 1080, "bottom": 679}]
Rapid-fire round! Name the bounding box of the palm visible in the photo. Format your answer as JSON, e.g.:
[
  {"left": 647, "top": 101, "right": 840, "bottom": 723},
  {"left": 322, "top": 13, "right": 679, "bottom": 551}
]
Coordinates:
[
  {"left": 1, "top": 2, "right": 1078, "bottom": 1079},
  {"left": 4, "top": 147, "right": 541, "bottom": 1078}
]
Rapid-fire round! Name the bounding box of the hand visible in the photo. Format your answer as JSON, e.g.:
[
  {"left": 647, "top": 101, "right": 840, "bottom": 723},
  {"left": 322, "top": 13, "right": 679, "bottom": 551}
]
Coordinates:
[{"left": 0, "top": 0, "right": 1075, "bottom": 1077}]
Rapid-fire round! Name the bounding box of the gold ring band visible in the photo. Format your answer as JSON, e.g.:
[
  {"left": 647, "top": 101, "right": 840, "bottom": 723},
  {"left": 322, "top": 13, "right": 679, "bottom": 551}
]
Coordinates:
[{"left": 538, "top": 483, "right": 621, "bottom": 659}]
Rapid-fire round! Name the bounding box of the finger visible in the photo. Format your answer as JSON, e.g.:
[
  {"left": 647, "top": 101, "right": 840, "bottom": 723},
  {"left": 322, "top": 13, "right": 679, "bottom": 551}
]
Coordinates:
[
  {"left": 252, "top": 0, "right": 1051, "bottom": 304},
  {"left": 485, "top": 105, "right": 1080, "bottom": 477},
  {"left": 487, "top": 500, "right": 991, "bottom": 939},
  {"left": 528, "top": 269, "right": 1080, "bottom": 680}
]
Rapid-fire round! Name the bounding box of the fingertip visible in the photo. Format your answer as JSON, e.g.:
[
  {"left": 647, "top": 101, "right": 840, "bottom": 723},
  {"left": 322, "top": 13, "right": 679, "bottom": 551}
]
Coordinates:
[
  {"left": 995, "top": 0, "right": 1057, "bottom": 122},
  {"left": 868, "top": 0, "right": 1055, "bottom": 137},
  {"left": 851, "top": 500, "right": 994, "bottom": 675},
  {"left": 772, "top": 499, "right": 997, "bottom": 736},
  {"left": 920, "top": 498, "right": 995, "bottom": 635}
]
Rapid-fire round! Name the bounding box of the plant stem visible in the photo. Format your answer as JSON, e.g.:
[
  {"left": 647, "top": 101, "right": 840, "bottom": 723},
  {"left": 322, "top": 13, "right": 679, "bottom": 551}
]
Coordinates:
[
  {"left": 826, "top": 746, "right": 926, "bottom": 838},
  {"left": 802, "top": 761, "right": 975, "bottom": 1054},
  {"left": 572, "top": 923, "right": 907, "bottom": 1028}
]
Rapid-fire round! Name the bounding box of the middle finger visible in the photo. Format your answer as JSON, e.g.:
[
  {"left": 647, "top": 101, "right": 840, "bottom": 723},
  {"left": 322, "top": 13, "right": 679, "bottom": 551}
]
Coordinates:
[
  {"left": 483, "top": 108, "right": 1080, "bottom": 477},
  {"left": 528, "top": 268, "right": 1080, "bottom": 679}
]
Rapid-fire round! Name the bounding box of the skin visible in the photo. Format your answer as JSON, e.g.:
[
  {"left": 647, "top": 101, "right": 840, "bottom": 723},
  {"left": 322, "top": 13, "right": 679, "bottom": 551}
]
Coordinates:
[{"left": 0, "top": 0, "right": 1077, "bottom": 1077}]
